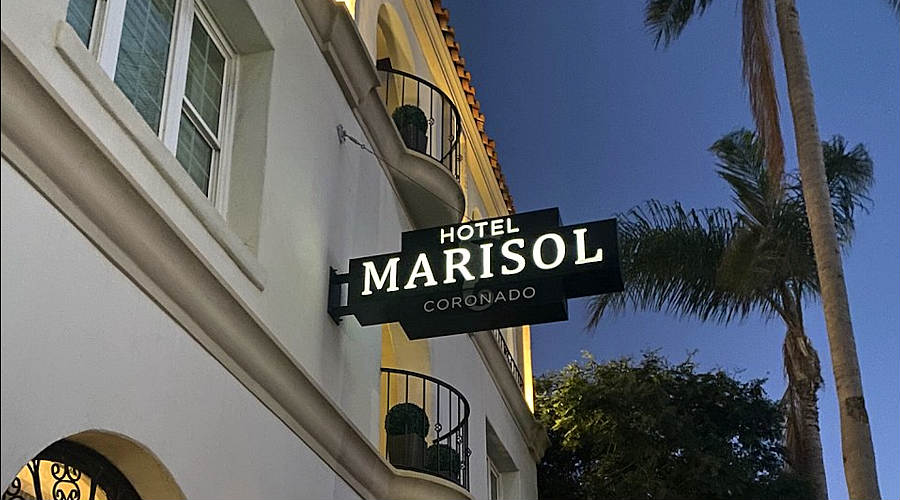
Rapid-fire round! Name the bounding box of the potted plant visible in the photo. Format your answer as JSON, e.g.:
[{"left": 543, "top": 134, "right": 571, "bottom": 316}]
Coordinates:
[
  {"left": 391, "top": 104, "right": 428, "bottom": 154},
  {"left": 424, "top": 443, "right": 461, "bottom": 482},
  {"left": 384, "top": 402, "right": 428, "bottom": 469}
]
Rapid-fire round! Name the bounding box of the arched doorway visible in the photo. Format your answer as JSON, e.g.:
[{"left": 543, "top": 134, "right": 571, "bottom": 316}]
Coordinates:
[
  {"left": 3, "top": 440, "right": 138, "bottom": 500},
  {"left": 3, "top": 431, "right": 183, "bottom": 500},
  {"left": 375, "top": 3, "right": 414, "bottom": 72}
]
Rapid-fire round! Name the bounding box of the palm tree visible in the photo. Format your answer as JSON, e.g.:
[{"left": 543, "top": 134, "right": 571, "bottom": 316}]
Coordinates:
[
  {"left": 589, "top": 130, "right": 873, "bottom": 500},
  {"left": 643, "top": 1, "right": 884, "bottom": 497}
]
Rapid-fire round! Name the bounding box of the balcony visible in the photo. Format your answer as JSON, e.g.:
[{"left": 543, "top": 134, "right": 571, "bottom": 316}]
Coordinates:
[
  {"left": 373, "top": 59, "right": 465, "bottom": 228},
  {"left": 491, "top": 329, "right": 524, "bottom": 391},
  {"left": 381, "top": 367, "right": 470, "bottom": 490}
]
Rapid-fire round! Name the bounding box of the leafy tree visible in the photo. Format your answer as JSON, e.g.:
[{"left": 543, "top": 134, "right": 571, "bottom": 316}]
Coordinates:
[
  {"left": 644, "top": 2, "right": 888, "bottom": 496},
  {"left": 536, "top": 352, "right": 811, "bottom": 500},
  {"left": 588, "top": 129, "right": 872, "bottom": 498}
]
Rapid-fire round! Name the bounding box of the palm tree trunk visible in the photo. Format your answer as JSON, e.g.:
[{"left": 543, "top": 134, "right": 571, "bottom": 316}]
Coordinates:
[
  {"left": 783, "top": 327, "right": 827, "bottom": 500},
  {"left": 774, "top": 1, "right": 881, "bottom": 498}
]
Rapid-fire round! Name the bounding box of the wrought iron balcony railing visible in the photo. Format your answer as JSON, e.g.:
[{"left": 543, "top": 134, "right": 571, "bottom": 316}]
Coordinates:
[
  {"left": 376, "top": 59, "right": 461, "bottom": 179},
  {"left": 381, "top": 367, "right": 470, "bottom": 490},
  {"left": 492, "top": 329, "right": 524, "bottom": 391}
]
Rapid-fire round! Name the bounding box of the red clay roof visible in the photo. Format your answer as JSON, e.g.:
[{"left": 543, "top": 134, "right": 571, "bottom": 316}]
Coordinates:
[{"left": 431, "top": 0, "right": 515, "bottom": 213}]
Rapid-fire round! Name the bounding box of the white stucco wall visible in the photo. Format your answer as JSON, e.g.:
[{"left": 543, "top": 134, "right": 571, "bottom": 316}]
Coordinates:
[
  {"left": 0, "top": 160, "right": 361, "bottom": 499},
  {"left": 429, "top": 335, "right": 539, "bottom": 500},
  {"left": 1, "top": 0, "right": 542, "bottom": 497},
  {"left": 242, "top": 0, "right": 411, "bottom": 443},
  {"left": 1, "top": 0, "right": 415, "bottom": 446}
]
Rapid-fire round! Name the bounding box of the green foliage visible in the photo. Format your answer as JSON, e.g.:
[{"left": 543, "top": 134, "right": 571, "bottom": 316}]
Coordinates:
[
  {"left": 536, "top": 352, "right": 813, "bottom": 500},
  {"left": 644, "top": 0, "right": 715, "bottom": 48},
  {"left": 384, "top": 403, "right": 429, "bottom": 438},
  {"left": 589, "top": 129, "right": 873, "bottom": 327},
  {"left": 587, "top": 130, "right": 872, "bottom": 496},
  {"left": 392, "top": 104, "right": 428, "bottom": 133},
  {"left": 392, "top": 104, "right": 429, "bottom": 153},
  {"left": 424, "top": 443, "right": 461, "bottom": 480}
]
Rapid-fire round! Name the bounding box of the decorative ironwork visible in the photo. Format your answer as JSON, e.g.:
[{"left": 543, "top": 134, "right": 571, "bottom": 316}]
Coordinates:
[
  {"left": 3, "top": 440, "right": 140, "bottom": 500},
  {"left": 376, "top": 59, "right": 462, "bottom": 180},
  {"left": 3, "top": 477, "right": 23, "bottom": 500},
  {"left": 492, "top": 329, "right": 524, "bottom": 390},
  {"left": 382, "top": 367, "right": 470, "bottom": 490}
]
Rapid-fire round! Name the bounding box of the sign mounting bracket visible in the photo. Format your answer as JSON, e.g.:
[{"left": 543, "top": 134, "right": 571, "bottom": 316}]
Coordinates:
[{"left": 327, "top": 267, "right": 351, "bottom": 325}]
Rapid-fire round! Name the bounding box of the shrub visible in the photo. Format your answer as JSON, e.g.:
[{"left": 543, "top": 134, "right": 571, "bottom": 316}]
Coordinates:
[
  {"left": 391, "top": 104, "right": 428, "bottom": 132},
  {"left": 424, "top": 443, "right": 461, "bottom": 480},
  {"left": 391, "top": 105, "right": 428, "bottom": 153},
  {"left": 384, "top": 403, "right": 429, "bottom": 438}
]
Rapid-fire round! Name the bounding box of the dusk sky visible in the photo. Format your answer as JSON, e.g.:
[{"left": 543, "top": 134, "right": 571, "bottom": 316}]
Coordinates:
[{"left": 444, "top": 1, "right": 899, "bottom": 498}]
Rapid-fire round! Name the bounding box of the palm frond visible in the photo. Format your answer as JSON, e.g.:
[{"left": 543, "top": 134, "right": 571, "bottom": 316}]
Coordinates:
[
  {"left": 741, "top": 0, "right": 785, "bottom": 192},
  {"left": 822, "top": 136, "right": 874, "bottom": 242},
  {"left": 717, "top": 197, "right": 818, "bottom": 307},
  {"left": 710, "top": 129, "right": 773, "bottom": 227},
  {"left": 591, "top": 131, "right": 871, "bottom": 333},
  {"left": 588, "top": 200, "right": 768, "bottom": 328},
  {"left": 787, "top": 135, "right": 874, "bottom": 244},
  {"left": 645, "top": 0, "right": 715, "bottom": 48},
  {"left": 709, "top": 130, "right": 821, "bottom": 314}
]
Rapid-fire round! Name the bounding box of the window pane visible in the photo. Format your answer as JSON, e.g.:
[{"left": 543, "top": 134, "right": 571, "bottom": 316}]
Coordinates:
[
  {"left": 176, "top": 112, "right": 213, "bottom": 194},
  {"left": 66, "top": 0, "right": 97, "bottom": 46},
  {"left": 185, "top": 16, "right": 226, "bottom": 131},
  {"left": 113, "top": 0, "right": 176, "bottom": 132}
]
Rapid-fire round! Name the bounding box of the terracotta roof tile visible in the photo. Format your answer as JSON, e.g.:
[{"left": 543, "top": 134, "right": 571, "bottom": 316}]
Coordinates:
[{"left": 431, "top": 0, "right": 514, "bottom": 213}]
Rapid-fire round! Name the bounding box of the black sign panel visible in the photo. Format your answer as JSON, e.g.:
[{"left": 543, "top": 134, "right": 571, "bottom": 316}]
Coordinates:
[{"left": 331, "top": 208, "right": 623, "bottom": 339}]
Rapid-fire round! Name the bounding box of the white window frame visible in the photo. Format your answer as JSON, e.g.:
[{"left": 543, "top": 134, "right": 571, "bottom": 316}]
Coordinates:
[
  {"left": 488, "top": 457, "right": 502, "bottom": 500},
  {"left": 75, "top": 0, "right": 109, "bottom": 57},
  {"left": 72, "top": 0, "right": 237, "bottom": 212}
]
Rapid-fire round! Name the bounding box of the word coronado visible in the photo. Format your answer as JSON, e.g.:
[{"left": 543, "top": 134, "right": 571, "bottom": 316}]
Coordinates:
[
  {"left": 423, "top": 287, "right": 536, "bottom": 313},
  {"left": 361, "top": 224, "right": 603, "bottom": 295}
]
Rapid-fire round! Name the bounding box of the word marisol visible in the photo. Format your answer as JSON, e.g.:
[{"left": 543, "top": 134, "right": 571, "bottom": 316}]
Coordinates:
[{"left": 360, "top": 218, "right": 604, "bottom": 296}]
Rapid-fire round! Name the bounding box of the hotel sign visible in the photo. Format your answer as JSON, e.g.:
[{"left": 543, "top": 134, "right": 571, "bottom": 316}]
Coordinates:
[{"left": 328, "top": 208, "right": 623, "bottom": 339}]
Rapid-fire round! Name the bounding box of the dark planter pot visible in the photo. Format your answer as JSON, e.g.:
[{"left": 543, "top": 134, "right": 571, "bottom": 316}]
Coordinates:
[
  {"left": 399, "top": 124, "right": 428, "bottom": 155},
  {"left": 424, "top": 444, "right": 461, "bottom": 482},
  {"left": 386, "top": 434, "right": 425, "bottom": 469},
  {"left": 432, "top": 466, "right": 460, "bottom": 483}
]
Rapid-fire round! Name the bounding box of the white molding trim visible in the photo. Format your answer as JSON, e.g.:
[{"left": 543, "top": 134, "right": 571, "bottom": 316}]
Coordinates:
[
  {"left": 1, "top": 31, "right": 470, "bottom": 500},
  {"left": 470, "top": 332, "right": 550, "bottom": 462}
]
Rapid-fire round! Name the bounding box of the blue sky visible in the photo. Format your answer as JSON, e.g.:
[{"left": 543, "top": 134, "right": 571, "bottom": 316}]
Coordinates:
[{"left": 444, "top": 1, "right": 899, "bottom": 497}]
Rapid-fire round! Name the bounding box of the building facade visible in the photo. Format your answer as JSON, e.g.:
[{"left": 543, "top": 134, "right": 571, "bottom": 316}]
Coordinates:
[{"left": 1, "top": 0, "right": 547, "bottom": 499}]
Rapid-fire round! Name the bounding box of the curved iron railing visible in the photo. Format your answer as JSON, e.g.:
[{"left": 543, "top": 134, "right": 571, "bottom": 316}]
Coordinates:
[
  {"left": 492, "top": 329, "right": 524, "bottom": 390},
  {"left": 381, "top": 367, "right": 470, "bottom": 490},
  {"left": 376, "top": 60, "right": 461, "bottom": 179}
]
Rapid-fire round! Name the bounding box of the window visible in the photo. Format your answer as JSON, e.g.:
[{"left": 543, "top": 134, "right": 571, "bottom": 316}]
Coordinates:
[
  {"left": 65, "top": 0, "right": 102, "bottom": 49},
  {"left": 488, "top": 457, "right": 501, "bottom": 500},
  {"left": 486, "top": 420, "right": 518, "bottom": 500},
  {"left": 65, "top": 0, "right": 235, "bottom": 205}
]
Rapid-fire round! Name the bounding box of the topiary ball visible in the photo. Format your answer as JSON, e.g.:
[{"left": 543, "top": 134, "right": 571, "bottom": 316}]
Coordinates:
[
  {"left": 385, "top": 402, "right": 429, "bottom": 438},
  {"left": 424, "top": 443, "right": 461, "bottom": 479},
  {"left": 392, "top": 104, "right": 428, "bottom": 133}
]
